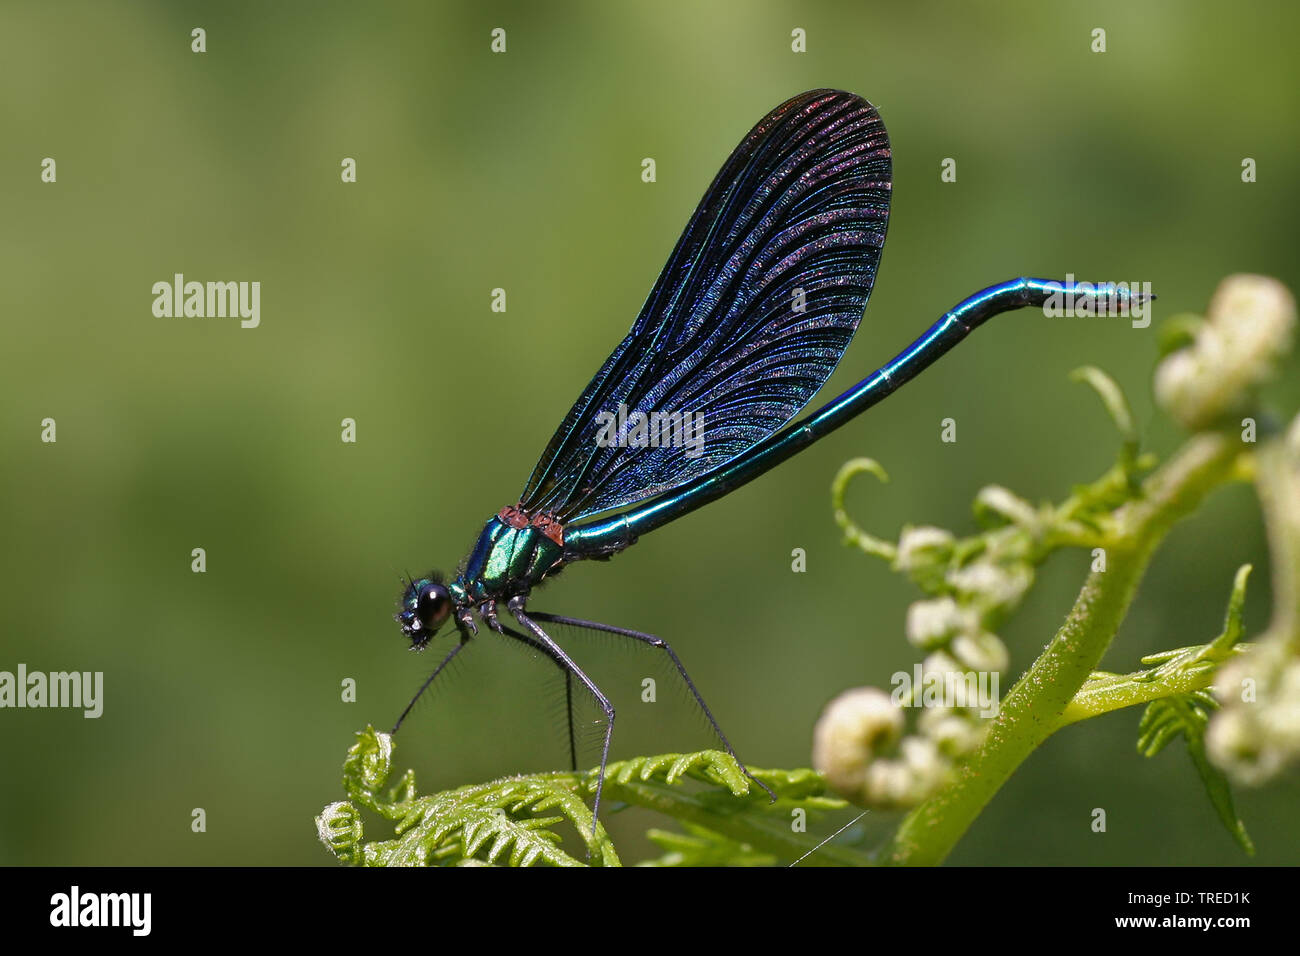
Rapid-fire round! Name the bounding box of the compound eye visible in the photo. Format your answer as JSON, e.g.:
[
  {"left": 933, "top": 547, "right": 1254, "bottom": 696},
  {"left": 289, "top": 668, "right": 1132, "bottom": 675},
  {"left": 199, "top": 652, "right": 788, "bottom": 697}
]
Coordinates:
[{"left": 416, "top": 582, "right": 452, "bottom": 631}]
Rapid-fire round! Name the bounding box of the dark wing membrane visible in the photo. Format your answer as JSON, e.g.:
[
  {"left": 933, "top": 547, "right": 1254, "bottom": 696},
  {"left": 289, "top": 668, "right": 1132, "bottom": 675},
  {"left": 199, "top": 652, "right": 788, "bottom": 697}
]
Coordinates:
[{"left": 520, "top": 89, "right": 891, "bottom": 523}]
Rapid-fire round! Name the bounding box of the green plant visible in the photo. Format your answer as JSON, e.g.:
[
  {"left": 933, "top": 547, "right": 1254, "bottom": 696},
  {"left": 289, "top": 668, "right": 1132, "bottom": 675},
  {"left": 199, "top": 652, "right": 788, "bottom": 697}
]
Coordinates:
[
  {"left": 316, "top": 727, "right": 862, "bottom": 866},
  {"left": 317, "top": 275, "right": 1299, "bottom": 866}
]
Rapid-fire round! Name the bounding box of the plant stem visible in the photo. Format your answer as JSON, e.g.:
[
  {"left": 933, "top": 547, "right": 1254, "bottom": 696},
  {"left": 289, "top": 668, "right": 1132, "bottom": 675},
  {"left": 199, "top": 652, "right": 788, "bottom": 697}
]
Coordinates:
[
  {"left": 1057, "top": 665, "right": 1221, "bottom": 726},
  {"left": 1254, "top": 421, "right": 1300, "bottom": 649},
  {"left": 882, "top": 432, "right": 1242, "bottom": 865}
]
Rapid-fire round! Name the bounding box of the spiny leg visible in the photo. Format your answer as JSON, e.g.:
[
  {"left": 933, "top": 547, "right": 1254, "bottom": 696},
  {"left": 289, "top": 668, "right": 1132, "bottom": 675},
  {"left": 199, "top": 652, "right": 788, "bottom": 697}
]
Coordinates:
[
  {"left": 562, "top": 666, "right": 575, "bottom": 771},
  {"left": 508, "top": 597, "right": 614, "bottom": 840},
  {"left": 529, "top": 611, "right": 777, "bottom": 803},
  {"left": 391, "top": 637, "right": 469, "bottom": 734},
  {"left": 499, "top": 623, "right": 579, "bottom": 772},
  {"left": 475, "top": 601, "right": 579, "bottom": 770}
]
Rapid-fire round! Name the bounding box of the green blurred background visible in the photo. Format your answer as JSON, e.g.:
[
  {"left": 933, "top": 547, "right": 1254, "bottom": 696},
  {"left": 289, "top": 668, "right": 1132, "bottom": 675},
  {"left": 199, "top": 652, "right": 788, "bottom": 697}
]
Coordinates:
[{"left": 2, "top": 0, "right": 1297, "bottom": 866}]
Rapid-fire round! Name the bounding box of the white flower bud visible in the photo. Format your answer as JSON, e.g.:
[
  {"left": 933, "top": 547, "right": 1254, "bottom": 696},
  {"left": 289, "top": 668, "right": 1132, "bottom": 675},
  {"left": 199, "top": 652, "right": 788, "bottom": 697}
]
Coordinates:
[
  {"left": 921, "top": 650, "right": 965, "bottom": 682},
  {"left": 895, "top": 525, "right": 955, "bottom": 572},
  {"left": 906, "top": 597, "right": 975, "bottom": 650},
  {"left": 951, "top": 630, "right": 1010, "bottom": 673},
  {"left": 974, "top": 485, "right": 1039, "bottom": 528},
  {"left": 864, "top": 757, "right": 912, "bottom": 806},
  {"left": 812, "top": 687, "right": 904, "bottom": 799},
  {"left": 919, "top": 707, "right": 987, "bottom": 756},
  {"left": 1206, "top": 708, "right": 1283, "bottom": 786},
  {"left": 1155, "top": 274, "right": 1295, "bottom": 430},
  {"left": 1208, "top": 644, "right": 1300, "bottom": 785},
  {"left": 900, "top": 736, "right": 945, "bottom": 782},
  {"left": 1259, "top": 660, "right": 1300, "bottom": 747},
  {"left": 946, "top": 561, "right": 1032, "bottom": 610},
  {"left": 861, "top": 738, "right": 950, "bottom": 809}
]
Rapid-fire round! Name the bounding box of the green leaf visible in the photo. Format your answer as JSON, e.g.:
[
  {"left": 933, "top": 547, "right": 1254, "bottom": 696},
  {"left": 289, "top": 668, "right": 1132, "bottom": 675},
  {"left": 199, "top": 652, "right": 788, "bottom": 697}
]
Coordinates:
[
  {"left": 1070, "top": 366, "right": 1141, "bottom": 473},
  {"left": 319, "top": 729, "right": 868, "bottom": 867},
  {"left": 830, "top": 458, "right": 897, "bottom": 560},
  {"left": 1138, "top": 694, "right": 1255, "bottom": 856},
  {"left": 640, "top": 824, "right": 776, "bottom": 867},
  {"left": 1070, "top": 366, "right": 1136, "bottom": 444},
  {"left": 1132, "top": 566, "right": 1256, "bottom": 855},
  {"left": 600, "top": 749, "right": 750, "bottom": 794}
]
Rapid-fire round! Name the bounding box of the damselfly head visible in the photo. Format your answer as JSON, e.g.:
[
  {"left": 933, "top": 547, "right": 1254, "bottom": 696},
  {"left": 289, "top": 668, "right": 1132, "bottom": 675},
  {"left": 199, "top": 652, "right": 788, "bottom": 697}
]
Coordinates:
[{"left": 396, "top": 572, "right": 452, "bottom": 649}]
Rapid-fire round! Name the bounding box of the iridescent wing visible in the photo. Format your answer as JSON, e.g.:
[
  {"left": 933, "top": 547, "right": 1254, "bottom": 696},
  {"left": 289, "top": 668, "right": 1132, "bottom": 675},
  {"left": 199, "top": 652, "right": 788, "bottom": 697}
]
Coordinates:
[{"left": 520, "top": 89, "right": 891, "bottom": 522}]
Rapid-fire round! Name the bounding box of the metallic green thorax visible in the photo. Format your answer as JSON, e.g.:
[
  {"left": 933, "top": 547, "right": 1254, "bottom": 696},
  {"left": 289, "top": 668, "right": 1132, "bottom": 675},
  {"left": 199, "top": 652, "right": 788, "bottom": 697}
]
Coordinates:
[{"left": 451, "top": 509, "right": 565, "bottom": 604}]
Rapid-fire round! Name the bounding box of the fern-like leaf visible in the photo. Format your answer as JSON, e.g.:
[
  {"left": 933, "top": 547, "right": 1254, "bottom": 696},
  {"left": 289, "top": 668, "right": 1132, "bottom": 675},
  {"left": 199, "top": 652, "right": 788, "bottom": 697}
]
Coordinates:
[
  {"left": 1138, "top": 693, "right": 1255, "bottom": 855},
  {"left": 640, "top": 824, "right": 777, "bottom": 867},
  {"left": 1135, "top": 565, "right": 1256, "bottom": 855},
  {"left": 317, "top": 727, "right": 870, "bottom": 867},
  {"left": 599, "top": 749, "right": 750, "bottom": 794}
]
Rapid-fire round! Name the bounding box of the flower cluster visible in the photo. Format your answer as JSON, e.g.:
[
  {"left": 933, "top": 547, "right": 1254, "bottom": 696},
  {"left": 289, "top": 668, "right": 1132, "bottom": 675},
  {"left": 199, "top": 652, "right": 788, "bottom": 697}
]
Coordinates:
[
  {"left": 814, "top": 468, "right": 1065, "bottom": 809},
  {"left": 1208, "top": 415, "right": 1300, "bottom": 784}
]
